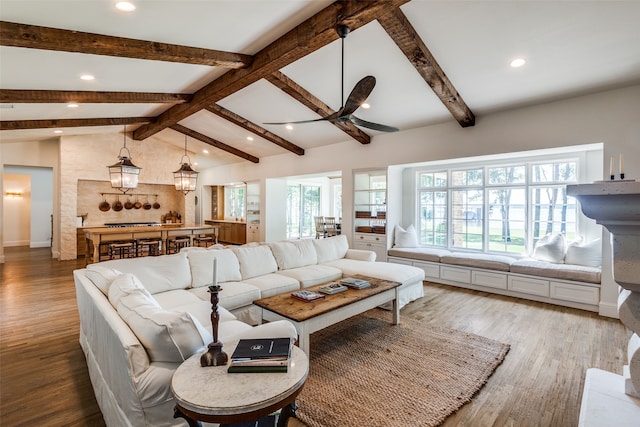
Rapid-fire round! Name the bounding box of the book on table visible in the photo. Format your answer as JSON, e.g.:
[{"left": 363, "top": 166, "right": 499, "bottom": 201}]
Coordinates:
[
  {"left": 291, "top": 290, "right": 325, "bottom": 302},
  {"left": 340, "top": 277, "right": 371, "bottom": 289},
  {"left": 318, "top": 282, "right": 348, "bottom": 294},
  {"left": 228, "top": 337, "right": 292, "bottom": 373}
]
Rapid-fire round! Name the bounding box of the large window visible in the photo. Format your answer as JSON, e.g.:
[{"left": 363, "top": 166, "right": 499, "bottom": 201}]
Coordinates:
[
  {"left": 286, "top": 184, "right": 321, "bottom": 239},
  {"left": 417, "top": 159, "right": 578, "bottom": 255},
  {"left": 224, "top": 184, "right": 245, "bottom": 220}
]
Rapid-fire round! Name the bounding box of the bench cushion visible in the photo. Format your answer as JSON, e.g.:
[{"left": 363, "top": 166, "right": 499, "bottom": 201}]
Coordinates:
[
  {"left": 387, "top": 247, "right": 451, "bottom": 263},
  {"left": 510, "top": 258, "right": 601, "bottom": 284},
  {"left": 440, "top": 252, "right": 516, "bottom": 272}
]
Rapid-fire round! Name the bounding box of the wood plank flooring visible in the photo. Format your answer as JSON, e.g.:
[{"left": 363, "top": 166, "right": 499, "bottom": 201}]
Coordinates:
[{"left": 0, "top": 247, "right": 630, "bottom": 427}]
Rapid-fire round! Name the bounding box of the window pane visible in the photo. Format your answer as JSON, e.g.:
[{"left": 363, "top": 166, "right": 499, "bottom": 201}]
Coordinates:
[
  {"left": 419, "top": 191, "right": 447, "bottom": 246},
  {"left": 488, "top": 188, "right": 526, "bottom": 253},
  {"left": 488, "top": 166, "right": 525, "bottom": 185},
  {"left": 531, "top": 161, "right": 577, "bottom": 183},
  {"left": 286, "top": 185, "right": 301, "bottom": 239},
  {"left": 451, "top": 189, "right": 483, "bottom": 249},
  {"left": 452, "top": 169, "right": 483, "bottom": 186},
  {"left": 419, "top": 171, "right": 447, "bottom": 188},
  {"left": 530, "top": 186, "right": 578, "bottom": 244}
]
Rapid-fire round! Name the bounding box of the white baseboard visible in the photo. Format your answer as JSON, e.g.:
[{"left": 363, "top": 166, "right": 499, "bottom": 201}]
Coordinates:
[
  {"left": 3, "top": 240, "right": 29, "bottom": 247},
  {"left": 599, "top": 301, "right": 619, "bottom": 319},
  {"left": 30, "top": 241, "right": 51, "bottom": 248}
]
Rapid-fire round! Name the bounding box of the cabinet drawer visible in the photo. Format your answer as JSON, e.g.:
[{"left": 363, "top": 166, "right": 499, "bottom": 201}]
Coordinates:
[
  {"left": 472, "top": 270, "right": 507, "bottom": 290},
  {"left": 440, "top": 266, "right": 471, "bottom": 284},
  {"left": 550, "top": 281, "right": 600, "bottom": 305},
  {"left": 508, "top": 276, "right": 549, "bottom": 297},
  {"left": 413, "top": 261, "right": 440, "bottom": 280},
  {"left": 354, "top": 233, "right": 386, "bottom": 244}
]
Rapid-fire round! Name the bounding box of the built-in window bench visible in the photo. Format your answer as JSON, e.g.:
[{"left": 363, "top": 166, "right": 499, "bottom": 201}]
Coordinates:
[{"left": 387, "top": 248, "right": 602, "bottom": 312}]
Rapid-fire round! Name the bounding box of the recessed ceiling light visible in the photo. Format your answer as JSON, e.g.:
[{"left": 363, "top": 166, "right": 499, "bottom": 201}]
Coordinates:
[
  {"left": 361, "top": 103, "right": 370, "bottom": 109},
  {"left": 203, "top": 149, "right": 209, "bottom": 154},
  {"left": 286, "top": 124, "right": 293, "bottom": 130},
  {"left": 80, "top": 74, "right": 95, "bottom": 81},
  {"left": 115, "top": 2, "right": 136, "bottom": 12},
  {"left": 67, "top": 103, "right": 79, "bottom": 108},
  {"left": 247, "top": 136, "right": 254, "bottom": 141},
  {"left": 53, "top": 130, "right": 63, "bottom": 134},
  {"left": 510, "top": 58, "right": 526, "bottom": 68}
]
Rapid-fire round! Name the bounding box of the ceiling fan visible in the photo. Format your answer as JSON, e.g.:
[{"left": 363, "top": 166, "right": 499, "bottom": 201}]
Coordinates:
[{"left": 265, "top": 24, "right": 398, "bottom": 133}]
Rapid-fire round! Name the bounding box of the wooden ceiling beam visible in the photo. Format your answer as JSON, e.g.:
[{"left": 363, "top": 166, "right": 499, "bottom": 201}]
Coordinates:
[
  {"left": 265, "top": 71, "right": 370, "bottom": 145},
  {"left": 205, "top": 104, "right": 305, "bottom": 156},
  {"left": 377, "top": 8, "right": 475, "bottom": 127},
  {"left": 0, "top": 89, "right": 191, "bottom": 104},
  {"left": 0, "top": 21, "right": 252, "bottom": 68},
  {"left": 170, "top": 124, "right": 259, "bottom": 164},
  {"left": 0, "top": 117, "right": 153, "bottom": 130},
  {"left": 133, "top": 0, "right": 410, "bottom": 141}
]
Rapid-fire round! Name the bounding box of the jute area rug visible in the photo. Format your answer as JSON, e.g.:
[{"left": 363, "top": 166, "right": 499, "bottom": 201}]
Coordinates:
[{"left": 295, "top": 309, "right": 510, "bottom": 427}]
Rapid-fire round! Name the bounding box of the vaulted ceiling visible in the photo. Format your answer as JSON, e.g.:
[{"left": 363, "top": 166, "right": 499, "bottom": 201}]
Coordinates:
[{"left": 1, "top": 1, "right": 639, "bottom": 169}]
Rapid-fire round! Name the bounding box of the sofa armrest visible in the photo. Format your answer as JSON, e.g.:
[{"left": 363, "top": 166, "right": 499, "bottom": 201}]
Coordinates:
[{"left": 345, "top": 249, "right": 376, "bottom": 262}]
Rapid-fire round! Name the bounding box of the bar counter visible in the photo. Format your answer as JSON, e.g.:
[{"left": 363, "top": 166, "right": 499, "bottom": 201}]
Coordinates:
[{"left": 83, "top": 224, "right": 218, "bottom": 263}]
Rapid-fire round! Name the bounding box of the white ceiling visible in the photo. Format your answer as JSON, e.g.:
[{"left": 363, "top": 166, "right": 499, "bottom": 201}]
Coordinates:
[{"left": 1, "top": 1, "right": 639, "bottom": 170}]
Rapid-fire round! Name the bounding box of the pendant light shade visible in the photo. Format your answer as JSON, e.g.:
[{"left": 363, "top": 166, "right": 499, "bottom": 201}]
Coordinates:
[
  {"left": 174, "top": 136, "right": 198, "bottom": 195},
  {"left": 109, "top": 125, "right": 141, "bottom": 193}
]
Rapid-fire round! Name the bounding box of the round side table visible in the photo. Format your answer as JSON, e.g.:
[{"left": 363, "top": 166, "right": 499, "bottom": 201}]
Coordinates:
[{"left": 171, "top": 344, "right": 309, "bottom": 427}]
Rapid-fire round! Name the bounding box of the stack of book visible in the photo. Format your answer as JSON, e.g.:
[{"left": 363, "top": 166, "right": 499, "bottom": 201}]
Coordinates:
[
  {"left": 318, "top": 282, "right": 348, "bottom": 294},
  {"left": 291, "top": 289, "right": 325, "bottom": 302},
  {"left": 340, "top": 277, "right": 371, "bottom": 289},
  {"left": 228, "top": 337, "right": 292, "bottom": 373}
]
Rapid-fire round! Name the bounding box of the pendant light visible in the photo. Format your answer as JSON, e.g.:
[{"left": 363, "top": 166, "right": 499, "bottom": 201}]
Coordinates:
[
  {"left": 108, "top": 125, "right": 141, "bottom": 193},
  {"left": 173, "top": 135, "right": 198, "bottom": 195}
]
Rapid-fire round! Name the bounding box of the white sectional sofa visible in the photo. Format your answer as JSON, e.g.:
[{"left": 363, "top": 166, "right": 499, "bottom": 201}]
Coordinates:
[{"left": 74, "top": 235, "right": 425, "bottom": 426}]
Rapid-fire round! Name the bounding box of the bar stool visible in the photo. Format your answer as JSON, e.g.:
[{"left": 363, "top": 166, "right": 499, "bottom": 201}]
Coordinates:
[
  {"left": 137, "top": 238, "right": 162, "bottom": 257},
  {"left": 108, "top": 240, "right": 136, "bottom": 259},
  {"left": 193, "top": 234, "right": 215, "bottom": 247},
  {"left": 166, "top": 236, "right": 191, "bottom": 254}
]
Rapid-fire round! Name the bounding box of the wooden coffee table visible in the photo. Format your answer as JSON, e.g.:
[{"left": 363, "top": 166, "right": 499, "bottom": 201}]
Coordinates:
[{"left": 254, "top": 275, "right": 401, "bottom": 354}]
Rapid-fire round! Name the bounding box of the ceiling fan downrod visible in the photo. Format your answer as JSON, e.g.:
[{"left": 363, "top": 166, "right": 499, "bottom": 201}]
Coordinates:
[{"left": 337, "top": 25, "right": 350, "bottom": 109}]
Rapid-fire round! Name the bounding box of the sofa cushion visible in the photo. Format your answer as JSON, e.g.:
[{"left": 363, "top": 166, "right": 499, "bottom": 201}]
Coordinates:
[
  {"left": 268, "top": 239, "right": 318, "bottom": 270},
  {"left": 565, "top": 238, "right": 602, "bottom": 267},
  {"left": 394, "top": 224, "right": 419, "bottom": 248},
  {"left": 510, "top": 259, "right": 601, "bottom": 284},
  {"left": 313, "top": 235, "right": 349, "bottom": 263},
  {"left": 188, "top": 282, "right": 261, "bottom": 311},
  {"left": 275, "top": 264, "right": 343, "bottom": 288},
  {"left": 231, "top": 245, "right": 278, "bottom": 279},
  {"left": 325, "top": 259, "right": 425, "bottom": 286},
  {"left": 532, "top": 233, "right": 566, "bottom": 264},
  {"left": 99, "top": 252, "right": 192, "bottom": 294},
  {"left": 241, "top": 274, "right": 301, "bottom": 299},
  {"left": 151, "top": 289, "right": 203, "bottom": 309},
  {"left": 187, "top": 248, "right": 242, "bottom": 288},
  {"left": 84, "top": 264, "right": 122, "bottom": 295},
  {"left": 440, "top": 252, "right": 516, "bottom": 272},
  {"left": 109, "top": 274, "right": 209, "bottom": 362},
  {"left": 387, "top": 247, "right": 451, "bottom": 263}
]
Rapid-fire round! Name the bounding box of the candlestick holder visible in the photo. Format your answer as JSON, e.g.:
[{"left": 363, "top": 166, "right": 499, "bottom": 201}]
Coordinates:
[{"left": 200, "top": 284, "right": 228, "bottom": 367}]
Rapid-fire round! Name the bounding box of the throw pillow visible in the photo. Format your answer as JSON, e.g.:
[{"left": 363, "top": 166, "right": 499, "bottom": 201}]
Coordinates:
[
  {"left": 111, "top": 274, "right": 209, "bottom": 362},
  {"left": 532, "top": 233, "right": 566, "bottom": 264},
  {"left": 565, "top": 238, "right": 602, "bottom": 267},
  {"left": 85, "top": 264, "right": 122, "bottom": 295},
  {"left": 394, "top": 224, "right": 419, "bottom": 248}
]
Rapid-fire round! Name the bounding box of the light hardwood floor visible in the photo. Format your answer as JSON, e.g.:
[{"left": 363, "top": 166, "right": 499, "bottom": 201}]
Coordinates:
[{"left": 0, "top": 247, "right": 630, "bottom": 426}]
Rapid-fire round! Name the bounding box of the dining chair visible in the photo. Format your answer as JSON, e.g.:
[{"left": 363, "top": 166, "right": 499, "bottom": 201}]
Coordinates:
[
  {"left": 314, "top": 216, "right": 325, "bottom": 239},
  {"left": 324, "top": 217, "right": 338, "bottom": 237}
]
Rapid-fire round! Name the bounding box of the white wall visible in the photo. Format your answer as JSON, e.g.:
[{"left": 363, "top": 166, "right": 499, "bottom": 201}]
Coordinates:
[{"left": 1, "top": 139, "right": 60, "bottom": 262}]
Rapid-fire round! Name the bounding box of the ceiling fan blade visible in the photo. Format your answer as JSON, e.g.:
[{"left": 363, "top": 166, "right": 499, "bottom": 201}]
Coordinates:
[
  {"left": 341, "top": 76, "right": 376, "bottom": 116},
  {"left": 264, "top": 111, "right": 342, "bottom": 126},
  {"left": 350, "top": 115, "right": 399, "bottom": 132}
]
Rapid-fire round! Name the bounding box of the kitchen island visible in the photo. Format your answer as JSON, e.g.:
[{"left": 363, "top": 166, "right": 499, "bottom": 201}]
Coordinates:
[{"left": 83, "top": 224, "right": 218, "bottom": 263}]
